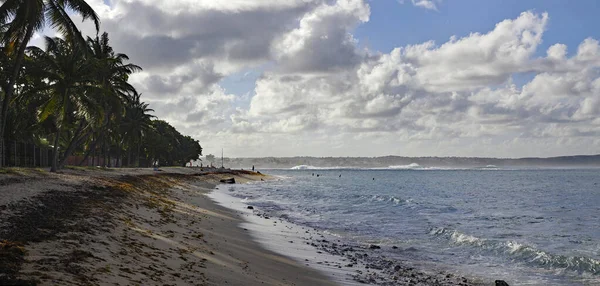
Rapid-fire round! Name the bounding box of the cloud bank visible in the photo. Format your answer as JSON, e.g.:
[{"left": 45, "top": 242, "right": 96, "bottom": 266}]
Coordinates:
[{"left": 76, "top": 0, "right": 600, "bottom": 157}]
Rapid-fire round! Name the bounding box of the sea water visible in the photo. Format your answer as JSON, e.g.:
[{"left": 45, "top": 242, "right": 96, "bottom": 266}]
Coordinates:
[{"left": 220, "top": 167, "right": 600, "bottom": 285}]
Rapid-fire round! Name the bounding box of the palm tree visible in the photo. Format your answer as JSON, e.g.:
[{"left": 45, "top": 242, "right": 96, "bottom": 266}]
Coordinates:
[
  {"left": 0, "top": 0, "right": 100, "bottom": 166},
  {"left": 86, "top": 32, "right": 140, "bottom": 167},
  {"left": 85, "top": 32, "right": 141, "bottom": 167},
  {"left": 122, "top": 93, "right": 154, "bottom": 167},
  {"left": 71, "top": 33, "right": 142, "bottom": 168},
  {"left": 28, "top": 36, "right": 102, "bottom": 171}
]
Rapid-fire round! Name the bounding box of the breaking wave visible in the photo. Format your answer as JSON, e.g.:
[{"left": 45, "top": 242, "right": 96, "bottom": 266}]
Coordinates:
[
  {"left": 289, "top": 165, "right": 352, "bottom": 170},
  {"left": 289, "top": 164, "right": 478, "bottom": 170},
  {"left": 430, "top": 227, "right": 600, "bottom": 275},
  {"left": 367, "top": 195, "right": 410, "bottom": 205},
  {"left": 388, "top": 163, "right": 422, "bottom": 169}
]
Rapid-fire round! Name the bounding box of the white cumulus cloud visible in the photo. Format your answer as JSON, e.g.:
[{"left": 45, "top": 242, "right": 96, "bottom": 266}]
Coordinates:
[{"left": 64, "top": 0, "right": 600, "bottom": 157}]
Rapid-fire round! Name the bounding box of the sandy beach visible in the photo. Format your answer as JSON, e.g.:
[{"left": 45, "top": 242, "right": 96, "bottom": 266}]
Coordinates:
[
  {"left": 0, "top": 167, "right": 490, "bottom": 286},
  {"left": 0, "top": 167, "right": 335, "bottom": 286}
]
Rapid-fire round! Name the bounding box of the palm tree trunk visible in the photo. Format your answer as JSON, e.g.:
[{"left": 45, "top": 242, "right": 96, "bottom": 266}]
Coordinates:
[
  {"left": 102, "top": 134, "right": 107, "bottom": 167},
  {"left": 136, "top": 141, "right": 141, "bottom": 167},
  {"left": 79, "top": 135, "right": 98, "bottom": 166},
  {"left": 107, "top": 146, "right": 111, "bottom": 168},
  {"left": 58, "top": 121, "right": 85, "bottom": 167},
  {"left": 50, "top": 125, "right": 62, "bottom": 172},
  {"left": 59, "top": 129, "right": 91, "bottom": 169},
  {"left": 126, "top": 145, "right": 132, "bottom": 167},
  {"left": 116, "top": 140, "right": 122, "bottom": 168},
  {"left": 92, "top": 143, "right": 96, "bottom": 166},
  {"left": 0, "top": 24, "right": 35, "bottom": 167},
  {"left": 51, "top": 89, "right": 71, "bottom": 173}
]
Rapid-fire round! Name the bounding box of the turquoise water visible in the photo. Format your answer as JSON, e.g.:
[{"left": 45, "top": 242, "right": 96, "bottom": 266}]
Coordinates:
[{"left": 225, "top": 168, "right": 600, "bottom": 285}]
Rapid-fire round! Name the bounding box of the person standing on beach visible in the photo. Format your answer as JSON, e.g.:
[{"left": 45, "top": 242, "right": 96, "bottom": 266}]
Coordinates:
[{"left": 252, "top": 165, "right": 255, "bottom": 171}]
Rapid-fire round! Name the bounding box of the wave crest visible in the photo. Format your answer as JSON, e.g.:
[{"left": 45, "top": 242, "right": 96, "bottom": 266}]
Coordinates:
[
  {"left": 388, "top": 163, "right": 421, "bottom": 169},
  {"left": 368, "top": 195, "right": 408, "bottom": 205},
  {"left": 289, "top": 165, "right": 350, "bottom": 170},
  {"left": 431, "top": 227, "right": 600, "bottom": 274}
]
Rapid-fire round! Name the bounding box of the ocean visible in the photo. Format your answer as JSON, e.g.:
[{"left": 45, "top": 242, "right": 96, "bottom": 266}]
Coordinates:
[{"left": 213, "top": 167, "right": 600, "bottom": 285}]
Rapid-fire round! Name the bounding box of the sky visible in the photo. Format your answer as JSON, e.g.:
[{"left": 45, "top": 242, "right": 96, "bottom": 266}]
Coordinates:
[{"left": 35, "top": 0, "right": 600, "bottom": 158}]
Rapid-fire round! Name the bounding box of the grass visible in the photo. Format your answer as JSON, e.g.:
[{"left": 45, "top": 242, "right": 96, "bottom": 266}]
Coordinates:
[
  {"left": 0, "top": 168, "right": 21, "bottom": 175},
  {"left": 0, "top": 168, "right": 49, "bottom": 177}
]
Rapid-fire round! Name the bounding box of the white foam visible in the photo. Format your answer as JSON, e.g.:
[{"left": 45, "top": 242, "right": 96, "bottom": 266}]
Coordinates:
[
  {"left": 388, "top": 163, "right": 421, "bottom": 169},
  {"left": 289, "top": 165, "right": 356, "bottom": 170}
]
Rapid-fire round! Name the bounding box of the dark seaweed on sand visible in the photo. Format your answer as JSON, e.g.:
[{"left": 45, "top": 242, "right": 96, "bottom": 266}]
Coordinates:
[{"left": 0, "top": 180, "right": 128, "bottom": 285}]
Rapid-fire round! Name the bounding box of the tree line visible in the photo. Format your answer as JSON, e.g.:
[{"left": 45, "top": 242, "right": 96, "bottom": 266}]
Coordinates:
[{"left": 0, "top": 0, "right": 202, "bottom": 171}]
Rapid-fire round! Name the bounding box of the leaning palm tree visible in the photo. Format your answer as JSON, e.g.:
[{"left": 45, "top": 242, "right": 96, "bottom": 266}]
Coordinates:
[
  {"left": 0, "top": 0, "right": 100, "bottom": 166},
  {"left": 28, "top": 36, "right": 102, "bottom": 172}
]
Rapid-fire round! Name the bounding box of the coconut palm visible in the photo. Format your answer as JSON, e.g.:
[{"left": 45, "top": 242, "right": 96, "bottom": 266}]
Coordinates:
[
  {"left": 84, "top": 32, "right": 141, "bottom": 167},
  {"left": 27, "top": 36, "right": 102, "bottom": 171},
  {"left": 122, "top": 93, "right": 154, "bottom": 167},
  {"left": 0, "top": 0, "right": 100, "bottom": 166}
]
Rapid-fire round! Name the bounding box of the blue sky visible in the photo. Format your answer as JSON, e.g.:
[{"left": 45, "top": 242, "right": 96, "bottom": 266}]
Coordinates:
[
  {"left": 220, "top": 0, "right": 600, "bottom": 101},
  {"left": 355, "top": 0, "right": 599, "bottom": 57}
]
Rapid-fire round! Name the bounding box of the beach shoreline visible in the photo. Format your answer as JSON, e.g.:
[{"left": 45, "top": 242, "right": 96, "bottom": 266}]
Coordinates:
[
  {"left": 0, "top": 167, "right": 335, "bottom": 285},
  {"left": 210, "top": 175, "right": 489, "bottom": 286},
  {"left": 1, "top": 167, "right": 498, "bottom": 286}
]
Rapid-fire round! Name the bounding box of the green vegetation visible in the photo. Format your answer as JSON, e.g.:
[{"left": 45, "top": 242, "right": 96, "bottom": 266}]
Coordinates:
[{"left": 0, "top": 0, "right": 202, "bottom": 171}]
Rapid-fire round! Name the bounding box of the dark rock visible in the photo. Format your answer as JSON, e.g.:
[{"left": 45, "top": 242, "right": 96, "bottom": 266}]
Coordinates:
[
  {"left": 495, "top": 280, "right": 510, "bottom": 286},
  {"left": 247, "top": 206, "right": 254, "bottom": 210},
  {"left": 369, "top": 244, "right": 381, "bottom": 249},
  {"left": 219, "top": 178, "right": 236, "bottom": 184},
  {"left": 392, "top": 246, "right": 398, "bottom": 249}
]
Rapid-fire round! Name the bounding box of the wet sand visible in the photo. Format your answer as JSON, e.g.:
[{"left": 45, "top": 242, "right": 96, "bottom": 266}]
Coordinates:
[{"left": 210, "top": 182, "right": 488, "bottom": 286}]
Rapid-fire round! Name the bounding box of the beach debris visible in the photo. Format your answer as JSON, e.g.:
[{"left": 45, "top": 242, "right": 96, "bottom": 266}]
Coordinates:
[
  {"left": 495, "top": 280, "right": 510, "bottom": 286},
  {"left": 0, "top": 240, "right": 28, "bottom": 284},
  {"left": 219, "top": 178, "right": 236, "bottom": 184},
  {"left": 369, "top": 244, "right": 381, "bottom": 250}
]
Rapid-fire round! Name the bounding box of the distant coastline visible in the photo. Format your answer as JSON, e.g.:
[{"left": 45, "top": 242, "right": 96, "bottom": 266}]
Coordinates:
[{"left": 220, "top": 154, "right": 600, "bottom": 169}]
